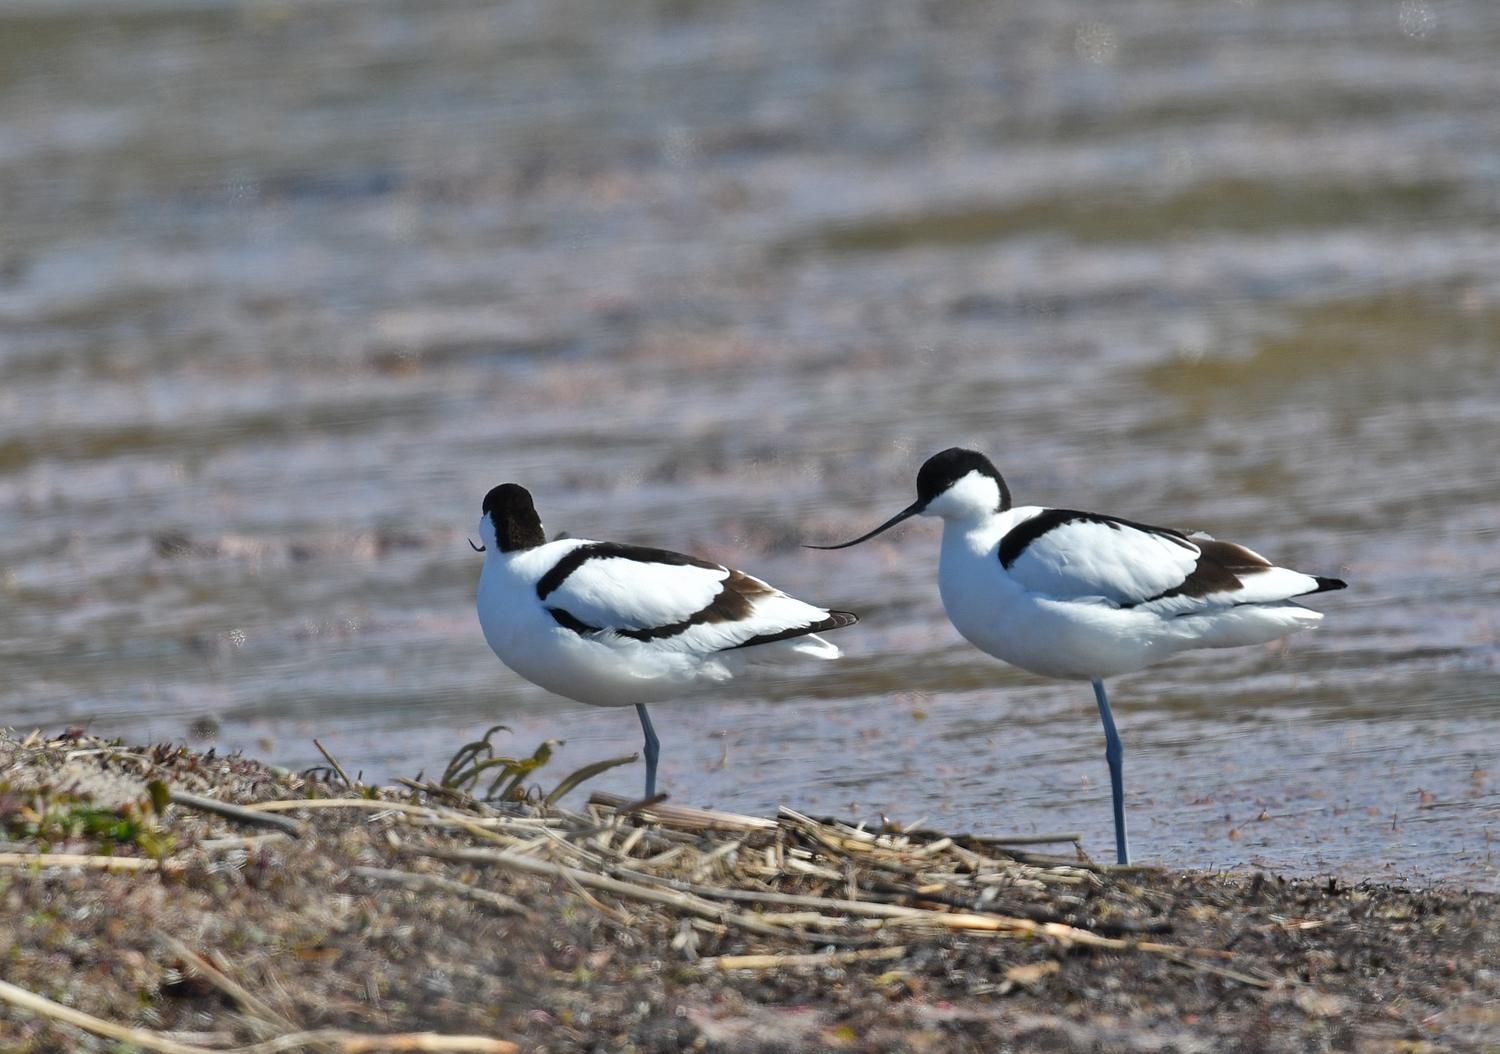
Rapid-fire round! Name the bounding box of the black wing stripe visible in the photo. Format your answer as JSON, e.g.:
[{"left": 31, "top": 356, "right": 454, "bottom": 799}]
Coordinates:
[
  {"left": 728, "top": 610, "right": 858, "bottom": 650},
  {"left": 536, "top": 542, "right": 722, "bottom": 601},
  {"left": 548, "top": 607, "right": 602, "bottom": 634},
  {"left": 998, "top": 509, "right": 1196, "bottom": 569},
  {"left": 547, "top": 568, "right": 857, "bottom": 650},
  {"left": 550, "top": 604, "right": 857, "bottom": 649},
  {"left": 1124, "top": 538, "right": 1273, "bottom": 608},
  {"left": 598, "top": 568, "right": 773, "bottom": 642}
]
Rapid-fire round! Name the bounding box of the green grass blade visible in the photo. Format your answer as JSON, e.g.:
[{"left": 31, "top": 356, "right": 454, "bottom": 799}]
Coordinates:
[{"left": 543, "top": 754, "right": 640, "bottom": 806}]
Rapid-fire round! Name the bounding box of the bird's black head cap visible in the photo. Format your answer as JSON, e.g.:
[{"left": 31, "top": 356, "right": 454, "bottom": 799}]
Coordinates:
[
  {"left": 915, "top": 448, "right": 1011, "bottom": 511},
  {"left": 482, "top": 483, "right": 546, "bottom": 552}
]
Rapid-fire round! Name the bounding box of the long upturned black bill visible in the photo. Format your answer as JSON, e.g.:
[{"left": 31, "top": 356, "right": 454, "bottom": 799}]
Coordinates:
[{"left": 805, "top": 499, "right": 926, "bottom": 550}]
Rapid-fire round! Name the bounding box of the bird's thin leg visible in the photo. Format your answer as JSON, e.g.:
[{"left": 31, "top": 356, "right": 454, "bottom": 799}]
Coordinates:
[
  {"left": 635, "top": 703, "right": 660, "bottom": 799},
  {"left": 1092, "top": 679, "right": 1131, "bottom": 865}
]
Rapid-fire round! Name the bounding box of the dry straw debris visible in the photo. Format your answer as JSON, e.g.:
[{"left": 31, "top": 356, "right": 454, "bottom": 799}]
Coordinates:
[{"left": 3, "top": 728, "right": 1499, "bottom": 1053}]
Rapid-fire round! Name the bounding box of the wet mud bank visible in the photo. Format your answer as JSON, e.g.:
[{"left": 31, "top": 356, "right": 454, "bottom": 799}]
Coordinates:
[{"left": 2, "top": 731, "right": 1497, "bottom": 1053}]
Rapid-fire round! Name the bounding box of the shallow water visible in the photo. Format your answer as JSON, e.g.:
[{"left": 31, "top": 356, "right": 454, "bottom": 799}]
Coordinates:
[{"left": 2, "top": 0, "right": 1498, "bottom": 886}]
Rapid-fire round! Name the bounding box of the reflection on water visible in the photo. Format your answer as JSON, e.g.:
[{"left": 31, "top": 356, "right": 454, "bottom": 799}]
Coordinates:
[{"left": 1, "top": 0, "right": 1497, "bottom": 886}]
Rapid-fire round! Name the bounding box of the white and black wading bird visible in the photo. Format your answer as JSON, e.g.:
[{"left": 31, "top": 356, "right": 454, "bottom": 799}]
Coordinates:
[
  {"left": 474, "top": 483, "right": 857, "bottom": 798},
  {"left": 810, "top": 448, "right": 1346, "bottom": 865}
]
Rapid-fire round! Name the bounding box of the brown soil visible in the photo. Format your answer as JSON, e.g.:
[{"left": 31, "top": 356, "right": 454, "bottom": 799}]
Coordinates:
[{"left": 2, "top": 729, "right": 1498, "bottom": 1054}]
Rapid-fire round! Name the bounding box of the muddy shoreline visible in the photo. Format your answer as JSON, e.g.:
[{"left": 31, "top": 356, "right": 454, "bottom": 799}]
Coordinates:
[{"left": 2, "top": 730, "right": 1497, "bottom": 1053}]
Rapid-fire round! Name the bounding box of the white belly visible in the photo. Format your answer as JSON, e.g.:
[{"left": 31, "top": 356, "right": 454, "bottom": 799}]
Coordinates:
[{"left": 477, "top": 570, "right": 728, "bottom": 708}]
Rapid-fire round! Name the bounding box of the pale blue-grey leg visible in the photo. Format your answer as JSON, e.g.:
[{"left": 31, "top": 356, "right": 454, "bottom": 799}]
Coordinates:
[
  {"left": 1092, "top": 678, "right": 1131, "bottom": 865},
  {"left": 636, "top": 703, "right": 660, "bottom": 798}
]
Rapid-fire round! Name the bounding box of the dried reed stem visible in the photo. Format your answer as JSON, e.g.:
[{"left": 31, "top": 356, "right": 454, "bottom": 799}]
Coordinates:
[
  {"left": 170, "top": 791, "right": 306, "bottom": 838},
  {"left": 589, "top": 791, "right": 777, "bottom": 832},
  {"left": 0, "top": 852, "right": 186, "bottom": 874},
  {"left": 416, "top": 845, "right": 869, "bottom": 946},
  {"left": 313, "top": 739, "right": 355, "bottom": 787},
  {"left": 701, "top": 946, "right": 908, "bottom": 970},
  {"left": 0, "top": 978, "right": 522, "bottom": 1054}
]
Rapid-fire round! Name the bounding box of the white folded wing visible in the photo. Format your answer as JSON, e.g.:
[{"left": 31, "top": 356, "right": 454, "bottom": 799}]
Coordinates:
[{"left": 542, "top": 548, "right": 844, "bottom": 655}]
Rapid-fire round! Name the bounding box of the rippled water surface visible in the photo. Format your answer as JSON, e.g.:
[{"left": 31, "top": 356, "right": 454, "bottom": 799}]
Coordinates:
[{"left": 3, "top": 0, "right": 1498, "bottom": 885}]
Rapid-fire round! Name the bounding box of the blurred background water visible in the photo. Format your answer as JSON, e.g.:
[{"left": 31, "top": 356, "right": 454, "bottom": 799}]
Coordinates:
[{"left": 2, "top": 0, "right": 1498, "bottom": 885}]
